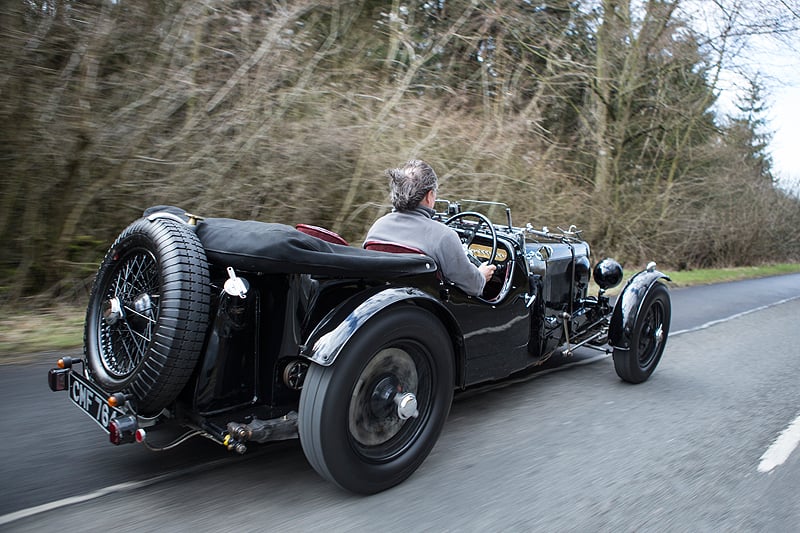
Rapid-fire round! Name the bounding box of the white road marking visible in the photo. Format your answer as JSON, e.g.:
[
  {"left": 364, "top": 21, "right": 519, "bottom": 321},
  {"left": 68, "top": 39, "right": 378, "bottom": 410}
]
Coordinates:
[
  {"left": 669, "top": 296, "right": 800, "bottom": 474},
  {"left": 0, "top": 455, "right": 242, "bottom": 527},
  {"left": 758, "top": 413, "right": 800, "bottom": 473},
  {"left": 671, "top": 295, "right": 800, "bottom": 337},
  {"left": 0, "top": 479, "right": 160, "bottom": 527}
]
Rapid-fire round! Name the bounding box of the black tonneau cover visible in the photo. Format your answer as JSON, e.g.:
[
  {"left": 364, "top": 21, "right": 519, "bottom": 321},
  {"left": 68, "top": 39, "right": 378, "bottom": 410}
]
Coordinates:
[{"left": 143, "top": 206, "right": 436, "bottom": 278}]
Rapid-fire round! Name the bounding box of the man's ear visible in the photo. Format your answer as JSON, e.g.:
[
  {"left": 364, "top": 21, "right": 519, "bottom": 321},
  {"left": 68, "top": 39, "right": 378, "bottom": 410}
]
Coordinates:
[{"left": 424, "top": 189, "right": 436, "bottom": 207}]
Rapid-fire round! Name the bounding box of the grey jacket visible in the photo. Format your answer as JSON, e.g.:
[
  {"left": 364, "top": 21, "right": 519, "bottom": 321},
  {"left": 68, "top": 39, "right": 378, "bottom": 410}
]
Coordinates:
[{"left": 365, "top": 206, "right": 486, "bottom": 296}]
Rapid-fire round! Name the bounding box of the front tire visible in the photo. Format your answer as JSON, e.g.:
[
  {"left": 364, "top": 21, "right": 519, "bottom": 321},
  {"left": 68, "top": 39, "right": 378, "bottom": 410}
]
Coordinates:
[
  {"left": 84, "top": 216, "right": 211, "bottom": 415},
  {"left": 612, "top": 283, "right": 670, "bottom": 383},
  {"left": 299, "top": 306, "right": 454, "bottom": 494}
]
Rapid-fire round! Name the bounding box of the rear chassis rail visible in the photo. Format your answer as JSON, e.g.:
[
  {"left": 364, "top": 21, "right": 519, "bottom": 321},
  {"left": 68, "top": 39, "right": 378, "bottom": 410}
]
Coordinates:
[{"left": 48, "top": 355, "right": 300, "bottom": 453}]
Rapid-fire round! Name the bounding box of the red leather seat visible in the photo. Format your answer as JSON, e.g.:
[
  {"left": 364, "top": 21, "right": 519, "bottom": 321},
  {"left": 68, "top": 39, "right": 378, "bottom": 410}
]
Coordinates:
[
  {"left": 363, "top": 240, "right": 427, "bottom": 255},
  {"left": 295, "top": 224, "right": 349, "bottom": 246}
]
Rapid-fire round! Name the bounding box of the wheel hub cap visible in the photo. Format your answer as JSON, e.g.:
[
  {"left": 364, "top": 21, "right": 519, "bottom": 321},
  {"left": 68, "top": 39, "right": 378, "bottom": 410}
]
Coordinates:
[
  {"left": 350, "top": 347, "right": 423, "bottom": 448},
  {"left": 369, "top": 377, "right": 419, "bottom": 421},
  {"left": 395, "top": 392, "right": 419, "bottom": 420},
  {"left": 102, "top": 297, "right": 124, "bottom": 325},
  {"left": 133, "top": 293, "right": 152, "bottom": 315},
  {"left": 654, "top": 324, "right": 664, "bottom": 344},
  {"left": 370, "top": 376, "right": 400, "bottom": 419}
]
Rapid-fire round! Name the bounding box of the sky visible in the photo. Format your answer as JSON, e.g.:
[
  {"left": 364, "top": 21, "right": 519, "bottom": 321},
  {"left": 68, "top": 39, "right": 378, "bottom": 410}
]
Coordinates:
[
  {"left": 700, "top": 2, "right": 800, "bottom": 195},
  {"left": 762, "top": 51, "right": 800, "bottom": 195},
  {"left": 730, "top": 21, "right": 800, "bottom": 195},
  {"left": 672, "top": 0, "right": 799, "bottom": 195},
  {"left": 770, "top": 86, "right": 800, "bottom": 193}
]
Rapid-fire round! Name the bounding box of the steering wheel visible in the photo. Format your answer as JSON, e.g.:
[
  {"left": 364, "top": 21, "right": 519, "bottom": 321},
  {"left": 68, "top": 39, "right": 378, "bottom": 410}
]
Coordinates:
[{"left": 444, "top": 211, "right": 498, "bottom": 266}]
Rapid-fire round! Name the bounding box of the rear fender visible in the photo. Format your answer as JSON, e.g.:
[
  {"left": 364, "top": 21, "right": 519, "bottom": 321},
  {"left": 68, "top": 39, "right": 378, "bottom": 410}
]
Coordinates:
[
  {"left": 609, "top": 267, "right": 671, "bottom": 350},
  {"left": 301, "top": 287, "right": 465, "bottom": 383}
]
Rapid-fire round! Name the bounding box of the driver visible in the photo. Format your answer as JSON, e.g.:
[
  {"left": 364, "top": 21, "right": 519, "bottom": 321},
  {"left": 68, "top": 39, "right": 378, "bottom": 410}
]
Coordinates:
[{"left": 365, "top": 159, "right": 496, "bottom": 296}]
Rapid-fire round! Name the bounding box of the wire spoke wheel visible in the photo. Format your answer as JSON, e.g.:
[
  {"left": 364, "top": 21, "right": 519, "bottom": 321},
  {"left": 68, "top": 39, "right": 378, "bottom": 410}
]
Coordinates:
[
  {"left": 98, "top": 248, "right": 160, "bottom": 378},
  {"left": 84, "top": 216, "right": 210, "bottom": 415}
]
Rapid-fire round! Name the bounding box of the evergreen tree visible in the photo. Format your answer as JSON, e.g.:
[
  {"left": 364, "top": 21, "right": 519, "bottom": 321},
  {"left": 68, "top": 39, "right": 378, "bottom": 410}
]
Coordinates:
[{"left": 724, "top": 77, "right": 774, "bottom": 185}]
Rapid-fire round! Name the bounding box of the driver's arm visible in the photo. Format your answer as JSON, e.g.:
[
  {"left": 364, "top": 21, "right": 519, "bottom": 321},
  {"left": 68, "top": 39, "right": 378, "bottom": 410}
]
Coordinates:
[{"left": 436, "top": 230, "right": 492, "bottom": 296}]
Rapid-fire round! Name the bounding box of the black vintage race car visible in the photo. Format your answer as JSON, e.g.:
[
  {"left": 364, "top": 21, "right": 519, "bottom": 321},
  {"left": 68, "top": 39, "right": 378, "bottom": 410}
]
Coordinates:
[{"left": 48, "top": 199, "right": 671, "bottom": 494}]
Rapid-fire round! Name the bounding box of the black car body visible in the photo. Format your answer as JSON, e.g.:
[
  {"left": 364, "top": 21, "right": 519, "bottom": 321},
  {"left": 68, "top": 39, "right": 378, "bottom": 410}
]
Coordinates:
[{"left": 49, "top": 200, "right": 671, "bottom": 494}]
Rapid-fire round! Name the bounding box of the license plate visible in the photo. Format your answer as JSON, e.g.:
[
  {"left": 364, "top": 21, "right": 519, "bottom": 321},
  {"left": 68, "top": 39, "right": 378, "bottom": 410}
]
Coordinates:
[{"left": 69, "top": 372, "right": 125, "bottom": 432}]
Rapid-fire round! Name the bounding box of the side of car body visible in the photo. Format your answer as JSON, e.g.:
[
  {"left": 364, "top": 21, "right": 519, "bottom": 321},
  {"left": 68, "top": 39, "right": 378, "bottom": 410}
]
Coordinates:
[{"left": 48, "top": 200, "right": 671, "bottom": 493}]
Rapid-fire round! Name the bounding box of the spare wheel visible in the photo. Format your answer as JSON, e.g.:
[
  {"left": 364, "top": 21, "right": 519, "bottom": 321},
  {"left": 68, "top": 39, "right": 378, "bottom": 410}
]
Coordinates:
[{"left": 84, "top": 216, "right": 211, "bottom": 416}]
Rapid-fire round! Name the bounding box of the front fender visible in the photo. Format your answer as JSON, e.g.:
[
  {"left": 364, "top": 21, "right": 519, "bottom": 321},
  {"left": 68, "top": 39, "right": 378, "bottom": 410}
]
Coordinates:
[
  {"left": 609, "top": 267, "right": 671, "bottom": 350},
  {"left": 301, "top": 287, "right": 460, "bottom": 367}
]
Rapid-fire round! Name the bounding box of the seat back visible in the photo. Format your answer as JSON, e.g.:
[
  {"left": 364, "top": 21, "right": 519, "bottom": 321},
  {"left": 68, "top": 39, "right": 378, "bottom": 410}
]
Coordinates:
[
  {"left": 363, "top": 240, "right": 427, "bottom": 255},
  {"left": 295, "top": 224, "right": 349, "bottom": 246}
]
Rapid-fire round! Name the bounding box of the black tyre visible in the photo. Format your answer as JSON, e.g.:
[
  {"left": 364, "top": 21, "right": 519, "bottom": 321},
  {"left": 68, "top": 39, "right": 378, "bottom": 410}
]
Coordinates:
[
  {"left": 84, "top": 216, "right": 211, "bottom": 416},
  {"left": 299, "top": 306, "right": 454, "bottom": 494},
  {"left": 612, "top": 283, "right": 670, "bottom": 384}
]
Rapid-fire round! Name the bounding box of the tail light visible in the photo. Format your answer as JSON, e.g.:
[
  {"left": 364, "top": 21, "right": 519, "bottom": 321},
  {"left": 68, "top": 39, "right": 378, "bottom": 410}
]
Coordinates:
[
  {"left": 108, "top": 415, "right": 138, "bottom": 445},
  {"left": 48, "top": 368, "right": 70, "bottom": 392},
  {"left": 48, "top": 357, "right": 82, "bottom": 392}
]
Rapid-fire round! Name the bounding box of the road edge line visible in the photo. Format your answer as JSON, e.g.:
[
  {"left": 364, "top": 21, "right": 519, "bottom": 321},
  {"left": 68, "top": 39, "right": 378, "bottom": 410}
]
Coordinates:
[
  {"left": 671, "top": 295, "right": 800, "bottom": 337},
  {"left": 0, "top": 455, "right": 238, "bottom": 527}
]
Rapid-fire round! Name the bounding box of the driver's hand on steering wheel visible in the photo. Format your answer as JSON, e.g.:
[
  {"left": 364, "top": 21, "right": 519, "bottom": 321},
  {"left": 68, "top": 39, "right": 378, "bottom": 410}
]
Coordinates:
[{"left": 478, "top": 262, "right": 496, "bottom": 283}]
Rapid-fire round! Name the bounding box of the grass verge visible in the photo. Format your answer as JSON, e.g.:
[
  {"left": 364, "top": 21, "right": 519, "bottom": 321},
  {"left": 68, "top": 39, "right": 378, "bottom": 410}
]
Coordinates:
[
  {"left": 0, "top": 305, "right": 85, "bottom": 362},
  {"left": 2, "top": 263, "right": 799, "bottom": 360},
  {"left": 662, "top": 263, "right": 800, "bottom": 286}
]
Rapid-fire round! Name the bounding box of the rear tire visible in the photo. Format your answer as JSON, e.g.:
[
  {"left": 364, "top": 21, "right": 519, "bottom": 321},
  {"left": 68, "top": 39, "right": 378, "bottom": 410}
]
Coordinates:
[
  {"left": 612, "top": 283, "right": 670, "bottom": 384},
  {"left": 299, "top": 306, "right": 454, "bottom": 494},
  {"left": 84, "top": 216, "right": 211, "bottom": 416}
]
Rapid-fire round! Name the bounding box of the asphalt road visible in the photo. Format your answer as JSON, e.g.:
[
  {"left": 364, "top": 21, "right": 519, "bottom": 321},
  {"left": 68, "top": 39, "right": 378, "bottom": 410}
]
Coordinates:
[{"left": 1, "top": 273, "right": 798, "bottom": 531}]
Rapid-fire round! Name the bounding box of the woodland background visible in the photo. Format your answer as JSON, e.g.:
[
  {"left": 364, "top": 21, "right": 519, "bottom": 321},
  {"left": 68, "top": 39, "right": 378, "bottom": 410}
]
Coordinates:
[{"left": 2, "top": 0, "right": 799, "bottom": 305}]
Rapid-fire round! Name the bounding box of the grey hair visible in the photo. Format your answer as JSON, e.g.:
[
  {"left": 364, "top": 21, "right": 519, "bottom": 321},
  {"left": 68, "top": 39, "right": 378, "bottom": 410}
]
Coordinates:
[{"left": 386, "top": 159, "right": 438, "bottom": 211}]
